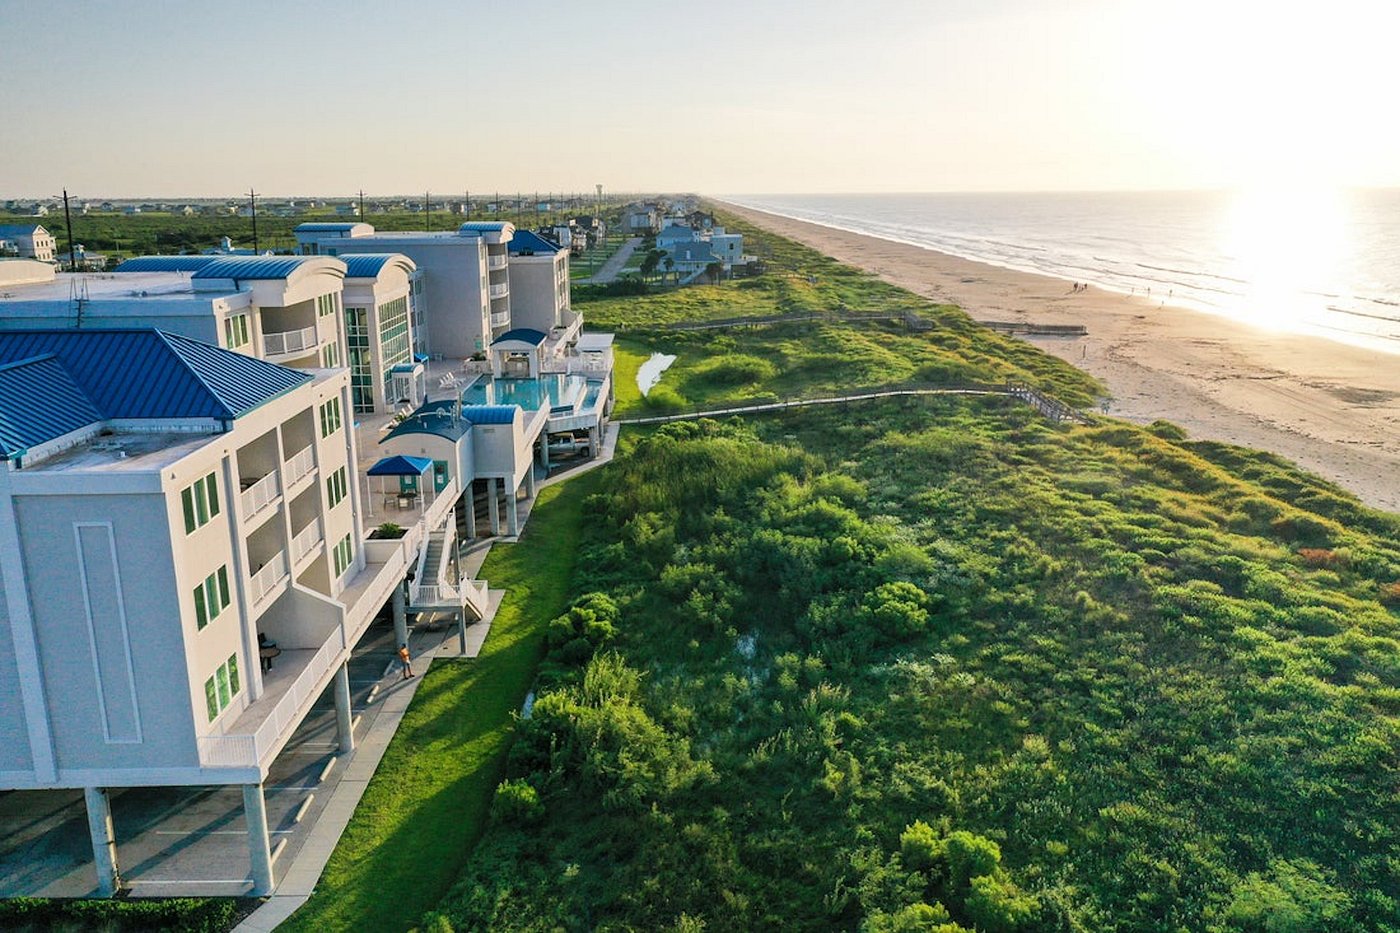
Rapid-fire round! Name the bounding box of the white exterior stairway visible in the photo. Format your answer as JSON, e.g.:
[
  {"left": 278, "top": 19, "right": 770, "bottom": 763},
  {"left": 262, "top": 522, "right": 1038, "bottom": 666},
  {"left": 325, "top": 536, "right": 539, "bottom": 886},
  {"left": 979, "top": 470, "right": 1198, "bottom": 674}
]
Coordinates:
[{"left": 409, "top": 523, "right": 489, "bottom": 620}]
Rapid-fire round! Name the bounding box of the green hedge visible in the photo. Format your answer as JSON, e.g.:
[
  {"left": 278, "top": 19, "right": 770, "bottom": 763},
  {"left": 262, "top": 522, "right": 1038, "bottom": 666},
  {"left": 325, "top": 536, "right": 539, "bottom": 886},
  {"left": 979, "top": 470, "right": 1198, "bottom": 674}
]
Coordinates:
[{"left": 0, "top": 897, "right": 238, "bottom": 932}]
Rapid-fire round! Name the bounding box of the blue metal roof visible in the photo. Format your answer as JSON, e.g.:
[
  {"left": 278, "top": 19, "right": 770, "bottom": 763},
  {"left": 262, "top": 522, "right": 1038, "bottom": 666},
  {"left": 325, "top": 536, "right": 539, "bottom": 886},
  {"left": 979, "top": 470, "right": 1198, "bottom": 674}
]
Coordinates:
[
  {"left": 192, "top": 257, "right": 321, "bottom": 280},
  {"left": 113, "top": 255, "right": 221, "bottom": 273},
  {"left": 0, "top": 224, "right": 47, "bottom": 237},
  {"left": 0, "top": 330, "right": 312, "bottom": 459},
  {"left": 340, "top": 253, "right": 414, "bottom": 279},
  {"left": 381, "top": 399, "right": 472, "bottom": 443},
  {"left": 0, "top": 355, "right": 104, "bottom": 460},
  {"left": 507, "top": 230, "right": 564, "bottom": 256},
  {"left": 295, "top": 222, "right": 367, "bottom": 233},
  {"left": 491, "top": 328, "right": 547, "bottom": 347},
  {"left": 459, "top": 405, "right": 517, "bottom": 425},
  {"left": 458, "top": 221, "right": 510, "bottom": 233},
  {"left": 367, "top": 454, "right": 434, "bottom": 477}
]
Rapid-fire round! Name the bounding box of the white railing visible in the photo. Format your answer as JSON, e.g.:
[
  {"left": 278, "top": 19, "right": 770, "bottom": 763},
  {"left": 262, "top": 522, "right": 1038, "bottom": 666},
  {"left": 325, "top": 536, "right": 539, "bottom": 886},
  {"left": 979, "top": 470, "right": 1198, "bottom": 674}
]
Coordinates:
[
  {"left": 414, "top": 583, "right": 458, "bottom": 605},
  {"left": 240, "top": 471, "right": 280, "bottom": 520},
  {"left": 488, "top": 254, "right": 507, "bottom": 269},
  {"left": 567, "top": 356, "right": 611, "bottom": 374},
  {"left": 263, "top": 325, "right": 318, "bottom": 358},
  {"left": 463, "top": 578, "right": 488, "bottom": 617},
  {"left": 490, "top": 310, "right": 511, "bottom": 327},
  {"left": 250, "top": 551, "right": 289, "bottom": 605},
  {"left": 489, "top": 282, "right": 509, "bottom": 299},
  {"left": 284, "top": 445, "right": 315, "bottom": 487},
  {"left": 198, "top": 631, "right": 343, "bottom": 769},
  {"left": 292, "top": 518, "right": 324, "bottom": 563}
]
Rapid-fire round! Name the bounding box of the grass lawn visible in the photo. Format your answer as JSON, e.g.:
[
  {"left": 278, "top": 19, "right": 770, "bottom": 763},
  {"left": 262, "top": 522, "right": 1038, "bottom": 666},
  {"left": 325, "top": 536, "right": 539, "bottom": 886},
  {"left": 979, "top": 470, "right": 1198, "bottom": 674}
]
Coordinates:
[
  {"left": 280, "top": 470, "right": 603, "bottom": 933},
  {"left": 611, "top": 339, "right": 651, "bottom": 415}
]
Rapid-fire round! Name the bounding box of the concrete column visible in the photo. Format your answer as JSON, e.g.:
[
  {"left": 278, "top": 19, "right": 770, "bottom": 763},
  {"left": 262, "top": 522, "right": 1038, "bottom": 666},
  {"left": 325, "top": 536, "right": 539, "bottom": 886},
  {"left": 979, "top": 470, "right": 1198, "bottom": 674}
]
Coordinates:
[
  {"left": 392, "top": 584, "right": 408, "bottom": 648},
  {"left": 83, "top": 787, "right": 120, "bottom": 897},
  {"left": 540, "top": 436, "right": 550, "bottom": 470},
  {"left": 525, "top": 465, "right": 537, "bottom": 499},
  {"left": 458, "top": 608, "right": 468, "bottom": 654},
  {"left": 487, "top": 479, "right": 500, "bottom": 535},
  {"left": 506, "top": 481, "right": 521, "bottom": 537},
  {"left": 464, "top": 483, "right": 477, "bottom": 538},
  {"left": 333, "top": 662, "right": 354, "bottom": 754},
  {"left": 243, "top": 783, "right": 274, "bottom": 896},
  {"left": 589, "top": 426, "right": 601, "bottom": 459}
]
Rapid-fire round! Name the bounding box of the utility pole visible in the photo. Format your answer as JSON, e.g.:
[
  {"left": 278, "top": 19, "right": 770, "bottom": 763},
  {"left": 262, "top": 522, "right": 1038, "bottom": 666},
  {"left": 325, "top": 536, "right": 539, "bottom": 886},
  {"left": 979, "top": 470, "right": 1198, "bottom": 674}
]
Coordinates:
[
  {"left": 62, "top": 188, "right": 77, "bottom": 272},
  {"left": 358, "top": 189, "right": 366, "bottom": 222},
  {"left": 248, "top": 188, "right": 259, "bottom": 253},
  {"left": 424, "top": 190, "right": 430, "bottom": 231}
]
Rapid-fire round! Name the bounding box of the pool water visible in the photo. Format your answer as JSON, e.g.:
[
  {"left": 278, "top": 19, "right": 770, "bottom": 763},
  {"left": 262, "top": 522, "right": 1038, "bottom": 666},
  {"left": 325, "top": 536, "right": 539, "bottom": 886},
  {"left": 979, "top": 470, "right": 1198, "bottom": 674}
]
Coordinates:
[{"left": 461, "top": 373, "right": 586, "bottom": 412}]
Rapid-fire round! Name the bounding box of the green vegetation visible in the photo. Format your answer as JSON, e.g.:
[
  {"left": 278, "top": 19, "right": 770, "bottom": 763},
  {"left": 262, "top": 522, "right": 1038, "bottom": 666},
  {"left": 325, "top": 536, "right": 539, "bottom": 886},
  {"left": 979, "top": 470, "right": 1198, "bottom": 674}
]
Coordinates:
[
  {"left": 426, "top": 405, "right": 1400, "bottom": 932},
  {"left": 281, "top": 473, "right": 601, "bottom": 933},
  {"left": 0, "top": 896, "right": 241, "bottom": 932}
]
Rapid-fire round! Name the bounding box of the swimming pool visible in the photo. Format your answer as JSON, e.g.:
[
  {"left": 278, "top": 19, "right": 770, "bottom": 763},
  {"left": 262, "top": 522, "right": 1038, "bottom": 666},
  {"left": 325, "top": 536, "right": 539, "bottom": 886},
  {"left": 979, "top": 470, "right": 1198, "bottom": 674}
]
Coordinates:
[{"left": 460, "top": 373, "right": 588, "bottom": 412}]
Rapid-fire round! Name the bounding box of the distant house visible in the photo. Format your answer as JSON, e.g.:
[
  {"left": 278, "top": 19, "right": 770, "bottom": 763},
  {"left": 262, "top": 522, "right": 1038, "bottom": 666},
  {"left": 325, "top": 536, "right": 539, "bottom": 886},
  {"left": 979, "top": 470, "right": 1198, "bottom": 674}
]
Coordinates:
[
  {"left": 0, "top": 224, "right": 57, "bottom": 262},
  {"left": 623, "top": 205, "right": 660, "bottom": 235},
  {"left": 30, "top": 205, "right": 49, "bottom": 217},
  {"left": 180, "top": 205, "right": 197, "bottom": 216},
  {"left": 656, "top": 222, "right": 698, "bottom": 253},
  {"left": 686, "top": 210, "right": 715, "bottom": 231}
]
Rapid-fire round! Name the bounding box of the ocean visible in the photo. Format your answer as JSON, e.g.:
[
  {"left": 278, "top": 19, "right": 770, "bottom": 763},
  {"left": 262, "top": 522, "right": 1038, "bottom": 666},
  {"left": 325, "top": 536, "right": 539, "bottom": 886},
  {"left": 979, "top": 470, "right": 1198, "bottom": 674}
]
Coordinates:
[{"left": 723, "top": 190, "right": 1400, "bottom": 354}]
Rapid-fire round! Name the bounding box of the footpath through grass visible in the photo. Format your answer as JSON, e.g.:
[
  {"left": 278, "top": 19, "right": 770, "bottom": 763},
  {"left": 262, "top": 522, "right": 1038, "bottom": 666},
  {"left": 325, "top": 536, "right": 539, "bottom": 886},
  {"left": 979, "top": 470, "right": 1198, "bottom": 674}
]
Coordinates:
[{"left": 281, "top": 472, "right": 601, "bottom": 933}]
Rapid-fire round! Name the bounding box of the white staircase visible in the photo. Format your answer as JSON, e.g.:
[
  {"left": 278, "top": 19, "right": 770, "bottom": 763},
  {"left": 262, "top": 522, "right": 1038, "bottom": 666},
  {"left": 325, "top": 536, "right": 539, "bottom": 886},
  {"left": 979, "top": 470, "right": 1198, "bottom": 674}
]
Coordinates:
[{"left": 410, "top": 522, "right": 489, "bottom": 620}]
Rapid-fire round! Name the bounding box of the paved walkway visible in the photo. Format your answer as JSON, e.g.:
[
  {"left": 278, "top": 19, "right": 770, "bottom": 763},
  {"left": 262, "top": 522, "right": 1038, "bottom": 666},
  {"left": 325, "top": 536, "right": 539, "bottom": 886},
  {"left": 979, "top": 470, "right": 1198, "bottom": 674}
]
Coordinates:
[
  {"left": 234, "top": 428, "right": 621, "bottom": 931},
  {"left": 576, "top": 237, "right": 642, "bottom": 285}
]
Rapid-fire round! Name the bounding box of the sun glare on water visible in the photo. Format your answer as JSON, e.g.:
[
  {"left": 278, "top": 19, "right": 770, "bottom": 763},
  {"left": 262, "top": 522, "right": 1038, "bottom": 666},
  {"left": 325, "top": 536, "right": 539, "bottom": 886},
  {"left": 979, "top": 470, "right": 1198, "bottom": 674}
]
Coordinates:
[{"left": 1219, "top": 186, "right": 1349, "bottom": 333}]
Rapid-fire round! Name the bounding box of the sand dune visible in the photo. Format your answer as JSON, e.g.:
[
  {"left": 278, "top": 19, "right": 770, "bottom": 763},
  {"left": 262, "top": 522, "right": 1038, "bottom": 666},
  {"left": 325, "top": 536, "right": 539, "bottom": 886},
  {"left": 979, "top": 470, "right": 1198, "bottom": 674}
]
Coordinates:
[{"left": 723, "top": 202, "right": 1400, "bottom": 514}]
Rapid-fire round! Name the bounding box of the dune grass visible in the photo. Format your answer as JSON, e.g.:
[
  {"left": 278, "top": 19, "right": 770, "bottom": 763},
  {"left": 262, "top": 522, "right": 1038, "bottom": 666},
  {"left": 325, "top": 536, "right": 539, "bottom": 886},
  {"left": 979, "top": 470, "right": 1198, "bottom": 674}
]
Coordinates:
[{"left": 280, "top": 472, "right": 601, "bottom": 933}]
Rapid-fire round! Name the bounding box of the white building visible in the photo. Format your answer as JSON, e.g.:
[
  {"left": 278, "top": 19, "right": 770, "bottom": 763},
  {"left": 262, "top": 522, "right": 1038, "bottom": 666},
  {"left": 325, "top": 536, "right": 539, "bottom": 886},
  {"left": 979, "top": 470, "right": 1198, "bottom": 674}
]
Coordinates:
[
  {"left": 507, "top": 230, "right": 578, "bottom": 341},
  {"left": 0, "top": 224, "right": 57, "bottom": 262},
  {"left": 339, "top": 254, "right": 427, "bottom": 415},
  {"left": 0, "top": 329, "right": 394, "bottom": 896},
  {"left": 295, "top": 221, "right": 514, "bottom": 357}
]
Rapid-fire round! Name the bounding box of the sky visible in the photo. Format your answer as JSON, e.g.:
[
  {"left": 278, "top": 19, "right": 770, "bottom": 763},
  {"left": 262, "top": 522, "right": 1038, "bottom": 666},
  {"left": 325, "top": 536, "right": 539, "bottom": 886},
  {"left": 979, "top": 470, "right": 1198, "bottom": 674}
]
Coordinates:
[{"left": 3, "top": 0, "right": 1398, "bottom": 198}]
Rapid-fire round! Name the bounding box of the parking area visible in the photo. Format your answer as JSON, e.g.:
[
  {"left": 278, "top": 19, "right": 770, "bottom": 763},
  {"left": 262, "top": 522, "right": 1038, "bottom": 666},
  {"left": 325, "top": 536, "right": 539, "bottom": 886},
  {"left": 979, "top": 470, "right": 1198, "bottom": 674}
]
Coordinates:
[{"left": 0, "top": 613, "right": 422, "bottom": 898}]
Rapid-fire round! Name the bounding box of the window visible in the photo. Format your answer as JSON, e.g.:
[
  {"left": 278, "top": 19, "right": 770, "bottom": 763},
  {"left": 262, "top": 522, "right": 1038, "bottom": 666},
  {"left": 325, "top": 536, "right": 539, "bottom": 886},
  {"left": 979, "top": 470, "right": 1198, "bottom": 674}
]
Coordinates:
[
  {"left": 346, "top": 306, "right": 373, "bottom": 412},
  {"left": 377, "top": 296, "right": 411, "bottom": 405},
  {"left": 319, "top": 397, "right": 342, "bottom": 437},
  {"left": 321, "top": 342, "right": 340, "bottom": 368},
  {"left": 180, "top": 472, "right": 220, "bottom": 534},
  {"left": 193, "top": 565, "right": 230, "bottom": 630},
  {"left": 223, "top": 314, "right": 250, "bottom": 349},
  {"left": 326, "top": 466, "right": 348, "bottom": 508},
  {"left": 316, "top": 293, "right": 338, "bottom": 318},
  {"left": 332, "top": 534, "right": 354, "bottom": 578},
  {"left": 204, "top": 653, "right": 243, "bottom": 722}
]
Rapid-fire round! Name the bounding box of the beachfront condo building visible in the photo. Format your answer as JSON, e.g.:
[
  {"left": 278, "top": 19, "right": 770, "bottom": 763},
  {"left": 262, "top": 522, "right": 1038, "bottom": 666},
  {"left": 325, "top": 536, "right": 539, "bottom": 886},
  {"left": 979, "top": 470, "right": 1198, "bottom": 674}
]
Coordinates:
[
  {"left": 0, "top": 330, "right": 394, "bottom": 896},
  {"left": 506, "top": 229, "right": 578, "bottom": 340},
  {"left": 294, "top": 221, "right": 515, "bottom": 357},
  {"left": 0, "top": 254, "right": 423, "bottom": 416}
]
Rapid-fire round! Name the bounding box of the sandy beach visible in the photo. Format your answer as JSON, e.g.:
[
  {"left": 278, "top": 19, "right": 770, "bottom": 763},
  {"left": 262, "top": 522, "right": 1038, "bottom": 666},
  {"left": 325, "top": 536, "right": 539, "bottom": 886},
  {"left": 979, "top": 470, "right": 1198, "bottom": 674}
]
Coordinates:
[{"left": 721, "top": 202, "right": 1400, "bottom": 514}]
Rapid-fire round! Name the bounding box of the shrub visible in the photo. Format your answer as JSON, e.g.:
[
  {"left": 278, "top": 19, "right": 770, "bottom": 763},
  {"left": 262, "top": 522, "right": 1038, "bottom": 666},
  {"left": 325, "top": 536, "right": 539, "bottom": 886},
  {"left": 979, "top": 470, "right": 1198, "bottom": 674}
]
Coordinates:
[
  {"left": 943, "top": 830, "right": 1002, "bottom": 889},
  {"left": 860, "top": 581, "right": 931, "bottom": 641},
  {"left": 645, "top": 384, "right": 688, "bottom": 414},
  {"left": 0, "top": 897, "right": 239, "bottom": 932},
  {"left": 899, "top": 820, "right": 942, "bottom": 871},
  {"left": 964, "top": 874, "right": 1039, "bottom": 932},
  {"left": 694, "top": 353, "right": 777, "bottom": 386},
  {"left": 491, "top": 779, "right": 543, "bottom": 826},
  {"left": 1379, "top": 581, "right": 1400, "bottom": 607}
]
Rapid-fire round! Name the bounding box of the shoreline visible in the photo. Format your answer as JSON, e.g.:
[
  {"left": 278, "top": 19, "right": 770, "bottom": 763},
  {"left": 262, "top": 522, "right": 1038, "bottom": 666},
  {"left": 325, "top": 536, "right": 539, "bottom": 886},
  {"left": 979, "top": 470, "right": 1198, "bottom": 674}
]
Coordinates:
[{"left": 719, "top": 200, "right": 1400, "bottom": 514}]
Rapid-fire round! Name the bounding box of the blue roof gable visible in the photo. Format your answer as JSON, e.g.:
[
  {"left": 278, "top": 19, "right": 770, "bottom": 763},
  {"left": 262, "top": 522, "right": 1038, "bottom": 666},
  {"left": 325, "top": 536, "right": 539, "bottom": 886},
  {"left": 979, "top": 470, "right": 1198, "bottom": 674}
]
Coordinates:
[
  {"left": 491, "top": 328, "right": 547, "bottom": 347},
  {"left": 295, "top": 222, "right": 366, "bottom": 233},
  {"left": 340, "top": 253, "right": 414, "bottom": 279},
  {"left": 0, "top": 330, "right": 312, "bottom": 459},
  {"left": 192, "top": 257, "right": 317, "bottom": 280},
  {"left": 507, "top": 230, "right": 564, "bottom": 255}
]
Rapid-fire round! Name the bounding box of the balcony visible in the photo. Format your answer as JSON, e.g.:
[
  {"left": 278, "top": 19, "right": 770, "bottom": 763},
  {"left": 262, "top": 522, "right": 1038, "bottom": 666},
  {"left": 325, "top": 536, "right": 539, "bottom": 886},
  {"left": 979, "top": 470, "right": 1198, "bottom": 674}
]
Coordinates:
[
  {"left": 240, "top": 472, "right": 280, "bottom": 521},
  {"left": 291, "top": 518, "right": 324, "bottom": 565},
  {"left": 489, "top": 282, "right": 509, "bottom": 300},
  {"left": 197, "top": 631, "right": 343, "bottom": 770},
  {"left": 284, "top": 444, "right": 315, "bottom": 488},
  {"left": 490, "top": 310, "right": 511, "bottom": 328},
  {"left": 487, "top": 254, "right": 507, "bottom": 270},
  {"left": 250, "top": 551, "right": 289, "bottom": 606},
  {"left": 263, "top": 325, "right": 319, "bottom": 359}
]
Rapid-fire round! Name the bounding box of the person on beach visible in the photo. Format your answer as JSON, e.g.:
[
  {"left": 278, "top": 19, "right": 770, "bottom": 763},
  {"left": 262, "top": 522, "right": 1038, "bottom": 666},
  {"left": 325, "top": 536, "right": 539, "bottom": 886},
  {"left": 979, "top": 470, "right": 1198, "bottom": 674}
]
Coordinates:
[{"left": 398, "top": 643, "right": 414, "bottom": 679}]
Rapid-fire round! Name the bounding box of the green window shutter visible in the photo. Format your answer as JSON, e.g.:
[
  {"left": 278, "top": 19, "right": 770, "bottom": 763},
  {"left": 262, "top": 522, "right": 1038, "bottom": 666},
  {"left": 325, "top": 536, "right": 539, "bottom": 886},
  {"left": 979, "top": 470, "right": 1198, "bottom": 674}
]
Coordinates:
[
  {"left": 206, "top": 473, "right": 220, "bottom": 518},
  {"left": 181, "top": 488, "right": 196, "bottom": 534},
  {"left": 194, "top": 585, "right": 208, "bottom": 629},
  {"left": 216, "top": 665, "right": 231, "bottom": 707},
  {"left": 205, "top": 677, "right": 219, "bottom": 721},
  {"left": 216, "top": 566, "right": 230, "bottom": 608},
  {"left": 228, "top": 654, "right": 240, "bottom": 696},
  {"left": 195, "top": 483, "right": 209, "bottom": 525}
]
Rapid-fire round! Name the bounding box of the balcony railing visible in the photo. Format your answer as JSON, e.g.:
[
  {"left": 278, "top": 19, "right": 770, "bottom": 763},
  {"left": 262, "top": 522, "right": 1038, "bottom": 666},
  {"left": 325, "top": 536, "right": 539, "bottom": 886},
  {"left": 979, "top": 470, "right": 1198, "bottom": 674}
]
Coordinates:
[
  {"left": 250, "top": 551, "right": 289, "bottom": 605},
  {"left": 488, "top": 254, "right": 507, "bottom": 269},
  {"left": 263, "top": 325, "right": 318, "bottom": 358},
  {"left": 240, "top": 472, "right": 280, "bottom": 521},
  {"left": 489, "top": 282, "right": 509, "bottom": 299},
  {"left": 490, "top": 310, "right": 511, "bottom": 327},
  {"left": 197, "top": 632, "right": 342, "bottom": 769},
  {"left": 284, "top": 445, "right": 315, "bottom": 487},
  {"left": 292, "top": 518, "right": 324, "bottom": 564}
]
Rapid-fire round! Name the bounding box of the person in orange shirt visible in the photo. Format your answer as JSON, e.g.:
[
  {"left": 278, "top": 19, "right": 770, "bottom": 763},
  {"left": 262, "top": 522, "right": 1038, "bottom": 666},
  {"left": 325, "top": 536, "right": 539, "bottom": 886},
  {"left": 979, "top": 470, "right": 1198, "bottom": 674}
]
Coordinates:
[{"left": 398, "top": 643, "right": 414, "bottom": 679}]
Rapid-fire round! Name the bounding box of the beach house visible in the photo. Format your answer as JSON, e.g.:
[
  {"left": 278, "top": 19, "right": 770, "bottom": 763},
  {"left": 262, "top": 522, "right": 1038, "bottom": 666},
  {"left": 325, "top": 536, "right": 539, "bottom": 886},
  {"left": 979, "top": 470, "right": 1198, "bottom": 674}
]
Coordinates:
[{"left": 0, "top": 224, "right": 57, "bottom": 263}]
